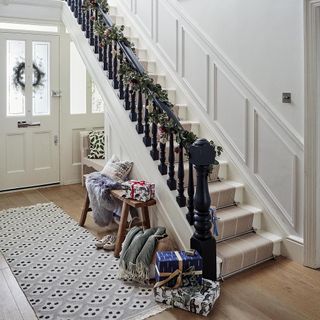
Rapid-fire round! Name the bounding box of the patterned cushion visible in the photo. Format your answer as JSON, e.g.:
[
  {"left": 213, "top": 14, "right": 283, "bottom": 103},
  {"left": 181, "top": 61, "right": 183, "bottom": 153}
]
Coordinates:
[
  {"left": 88, "top": 130, "right": 105, "bottom": 159},
  {"left": 101, "top": 155, "right": 133, "bottom": 182}
]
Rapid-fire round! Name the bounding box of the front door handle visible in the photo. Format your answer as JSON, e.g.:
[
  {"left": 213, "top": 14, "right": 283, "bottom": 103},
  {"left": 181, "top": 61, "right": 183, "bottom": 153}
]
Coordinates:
[{"left": 17, "top": 121, "right": 41, "bottom": 128}]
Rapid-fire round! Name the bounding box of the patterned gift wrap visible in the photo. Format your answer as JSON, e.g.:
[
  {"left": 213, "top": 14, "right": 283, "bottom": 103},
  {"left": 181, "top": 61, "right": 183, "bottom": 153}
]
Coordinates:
[
  {"left": 154, "top": 279, "right": 220, "bottom": 316},
  {"left": 122, "top": 180, "right": 155, "bottom": 202},
  {"left": 155, "top": 251, "right": 203, "bottom": 288}
]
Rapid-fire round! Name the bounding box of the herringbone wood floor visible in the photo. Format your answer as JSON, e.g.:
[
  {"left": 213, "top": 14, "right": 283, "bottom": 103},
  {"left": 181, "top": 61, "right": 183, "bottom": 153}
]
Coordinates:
[{"left": 0, "top": 184, "right": 319, "bottom": 320}]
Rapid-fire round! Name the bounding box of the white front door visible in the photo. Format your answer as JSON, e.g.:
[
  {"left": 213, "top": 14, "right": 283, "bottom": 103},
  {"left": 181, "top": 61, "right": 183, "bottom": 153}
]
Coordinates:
[{"left": 0, "top": 33, "right": 60, "bottom": 191}]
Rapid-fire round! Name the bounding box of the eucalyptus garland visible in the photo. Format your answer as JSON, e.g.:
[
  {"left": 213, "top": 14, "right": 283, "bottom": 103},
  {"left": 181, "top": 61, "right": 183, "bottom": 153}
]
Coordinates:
[
  {"left": 87, "top": 0, "right": 223, "bottom": 161},
  {"left": 13, "top": 61, "right": 45, "bottom": 92},
  {"left": 82, "top": 0, "right": 109, "bottom": 13}
]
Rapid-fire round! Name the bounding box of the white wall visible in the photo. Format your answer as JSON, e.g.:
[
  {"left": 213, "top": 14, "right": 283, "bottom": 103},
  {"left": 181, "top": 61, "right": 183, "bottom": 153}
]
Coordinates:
[
  {"left": 0, "top": 0, "right": 62, "bottom": 22},
  {"left": 117, "top": 0, "right": 305, "bottom": 238},
  {"left": 176, "top": 0, "right": 304, "bottom": 138}
]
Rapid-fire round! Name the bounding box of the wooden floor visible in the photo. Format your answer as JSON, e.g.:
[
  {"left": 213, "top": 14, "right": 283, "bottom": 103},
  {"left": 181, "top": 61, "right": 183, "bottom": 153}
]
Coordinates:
[{"left": 0, "top": 184, "right": 320, "bottom": 320}]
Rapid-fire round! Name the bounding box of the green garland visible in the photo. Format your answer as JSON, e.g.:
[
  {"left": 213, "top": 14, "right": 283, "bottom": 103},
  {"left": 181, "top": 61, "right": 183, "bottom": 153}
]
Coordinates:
[
  {"left": 88, "top": 0, "right": 223, "bottom": 162},
  {"left": 82, "top": 0, "right": 109, "bottom": 13}
]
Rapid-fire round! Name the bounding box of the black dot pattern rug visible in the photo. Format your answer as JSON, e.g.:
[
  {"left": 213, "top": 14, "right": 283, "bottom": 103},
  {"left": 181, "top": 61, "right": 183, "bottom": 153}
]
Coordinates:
[{"left": 0, "top": 203, "right": 169, "bottom": 320}]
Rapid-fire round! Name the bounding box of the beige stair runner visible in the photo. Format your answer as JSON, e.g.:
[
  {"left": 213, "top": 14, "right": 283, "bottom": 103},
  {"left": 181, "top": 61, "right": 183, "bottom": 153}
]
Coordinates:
[{"left": 217, "top": 233, "right": 273, "bottom": 277}]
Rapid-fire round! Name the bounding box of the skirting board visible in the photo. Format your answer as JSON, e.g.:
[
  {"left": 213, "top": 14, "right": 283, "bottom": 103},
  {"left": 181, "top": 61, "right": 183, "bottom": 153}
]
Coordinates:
[{"left": 281, "top": 236, "right": 304, "bottom": 265}]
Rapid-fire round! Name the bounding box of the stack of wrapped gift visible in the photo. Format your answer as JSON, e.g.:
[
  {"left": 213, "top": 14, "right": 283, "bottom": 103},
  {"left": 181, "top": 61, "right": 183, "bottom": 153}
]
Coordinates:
[
  {"left": 154, "top": 250, "right": 220, "bottom": 316},
  {"left": 122, "top": 180, "right": 155, "bottom": 202}
]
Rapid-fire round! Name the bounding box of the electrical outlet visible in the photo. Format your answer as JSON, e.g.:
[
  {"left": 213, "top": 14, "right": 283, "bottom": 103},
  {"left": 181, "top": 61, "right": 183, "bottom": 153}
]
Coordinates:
[{"left": 282, "top": 92, "right": 291, "bottom": 103}]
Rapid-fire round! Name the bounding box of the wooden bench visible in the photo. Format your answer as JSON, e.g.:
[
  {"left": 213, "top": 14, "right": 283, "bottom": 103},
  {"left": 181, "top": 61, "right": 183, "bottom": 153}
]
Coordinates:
[{"left": 79, "top": 189, "right": 156, "bottom": 258}]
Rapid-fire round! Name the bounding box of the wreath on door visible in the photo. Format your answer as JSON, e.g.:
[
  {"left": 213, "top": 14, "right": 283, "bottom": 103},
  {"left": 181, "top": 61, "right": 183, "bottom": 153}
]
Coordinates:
[{"left": 13, "top": 61, "right": 45, "bottom": 92}]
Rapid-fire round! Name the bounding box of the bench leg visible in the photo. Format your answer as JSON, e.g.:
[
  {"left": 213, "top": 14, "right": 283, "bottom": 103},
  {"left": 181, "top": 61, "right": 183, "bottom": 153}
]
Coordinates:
[
  {"left": 141, "top": 207, "right": 151, "bottom": 229},
  {"left": 114, "top": 203, "right": 130, "bottom": 258},
  {"left": 79, "top": 192, "right": 90, "bottom": 227}
]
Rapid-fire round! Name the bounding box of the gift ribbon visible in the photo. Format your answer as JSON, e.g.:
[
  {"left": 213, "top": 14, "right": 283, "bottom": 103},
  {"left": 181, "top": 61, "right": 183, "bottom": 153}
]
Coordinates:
[
  {"left": 154, "top": 252, "right": 201, "bottom": 289},
  {"left": 129, "top": 180, "right": 147, "bottom": 199},
  {"left": 210, "top": 207, "right": 219, "bottom": 237}
]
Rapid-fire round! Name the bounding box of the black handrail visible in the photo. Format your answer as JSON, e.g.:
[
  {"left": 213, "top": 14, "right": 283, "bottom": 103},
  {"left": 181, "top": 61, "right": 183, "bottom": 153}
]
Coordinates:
[{"left": 97, "top": 6, "right": 183, "bottom": 131}]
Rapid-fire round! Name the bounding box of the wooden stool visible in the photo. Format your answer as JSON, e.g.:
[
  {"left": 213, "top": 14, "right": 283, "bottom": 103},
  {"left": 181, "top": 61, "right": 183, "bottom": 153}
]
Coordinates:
[
  {"left": 111, "top": 189, "right": 156, "bottom": 258},
  {"left": 79, "top": 189, "right": 156, "bottom": 258}
]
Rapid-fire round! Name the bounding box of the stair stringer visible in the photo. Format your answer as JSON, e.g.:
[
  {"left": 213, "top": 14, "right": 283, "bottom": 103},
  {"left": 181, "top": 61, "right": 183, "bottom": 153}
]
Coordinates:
[
  {"left": 113, "top": 2, "right": 298, "bottom": 246},
  {"left": 61, "top": 3, "right": 193, "bottom": 250}
]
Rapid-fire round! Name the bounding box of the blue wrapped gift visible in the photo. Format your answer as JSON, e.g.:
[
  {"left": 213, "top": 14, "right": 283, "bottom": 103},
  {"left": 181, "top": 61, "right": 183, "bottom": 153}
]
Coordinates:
[{"left": 155, "top": 250, "right": 203, "bottom": 288}]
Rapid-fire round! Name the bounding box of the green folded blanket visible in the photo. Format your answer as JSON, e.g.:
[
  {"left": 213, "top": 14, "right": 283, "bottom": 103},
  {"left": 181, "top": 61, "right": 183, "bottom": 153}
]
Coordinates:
[{"left": 118, "top": 226, "right": 167, "bottom": 283}]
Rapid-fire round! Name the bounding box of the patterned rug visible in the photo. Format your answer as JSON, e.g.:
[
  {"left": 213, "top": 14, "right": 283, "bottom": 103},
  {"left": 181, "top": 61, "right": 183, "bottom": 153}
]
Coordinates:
[{"left": 0, "top": 203, "right": 169, "bottom": 320}]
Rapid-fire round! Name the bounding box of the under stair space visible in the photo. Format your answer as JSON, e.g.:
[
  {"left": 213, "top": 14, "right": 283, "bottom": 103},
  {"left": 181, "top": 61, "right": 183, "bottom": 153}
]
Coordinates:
[{"left": 63, "top": 1, "right": 282, "bottom": 280}]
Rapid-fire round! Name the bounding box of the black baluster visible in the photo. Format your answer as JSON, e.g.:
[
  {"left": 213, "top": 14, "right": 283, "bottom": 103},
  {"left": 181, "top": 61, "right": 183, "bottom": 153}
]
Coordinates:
[
  {"left": 81, "top": 6, "right": 86, "bottom": 31},
  {"left": 158, "top": 140, "right": 167, "bottom": 175},
  {"left": 190, "top": 138, "right": 216, "bottom": 281},
  {"left": 118, "top": 49, "right": 124, "bottom": 99},
  {"left": 98, "top": 36, "right": 103, "bottom": 61},
  {"left": 68, "top": 0, "right": 71, "bottom": 7},
  {"left": 113, "top": 42, "right": 119, "bottom": 89},
  {"left": 136, "top": 91, "right": 143, "bottom": 133},
  {"left": 103, "top": 44, "right": 108, "bottom": 70},
  {"left": 123, "top": 84, "right": 130, "bottom": 110},
  {"left": 71, "top": 0, "right": 75, "bottom": 12},
  {"left": 186, "top": 161, "right": 195, "bottom": 225},
  {"left": 89, "top": 9, "right": 94, "bottom": 46},
  {"left": 94, "top": 9, "right": 99, "bottom": 54},
  {"left": 129, "top": 90, "right": 137, "bottom": 122},
  {"left": 85, "top": 10, "right": 90, "bottom": 39},
  {"left": 74, "top": 0, "right": 78, "bottom": 17},
  {"left": 150, "top": 106, "right": 159, "bottom": 160},
  {"left": 176, "top": 143, "right": 186, "bottom": 207},
  {"left": 143, "top": 99, "right": 151, "bottom": 147},
  {"left": 167, "top": 131, "right": 177, "bottom": 190},
  {"left": 108, "top": 41, "right": 113, "bottom": 79},
  {"left": 78, "top": 0, "right": 82, "bottom": 24}
]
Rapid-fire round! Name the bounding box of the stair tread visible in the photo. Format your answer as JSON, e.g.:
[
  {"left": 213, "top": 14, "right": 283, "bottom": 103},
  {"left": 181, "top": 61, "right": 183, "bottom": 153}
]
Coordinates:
[
  {"left": 208, "top": 180, "right": 243, "bottom": 192},
  {"left": 217, "top": 232, "right": 276, "bottom": 276}
]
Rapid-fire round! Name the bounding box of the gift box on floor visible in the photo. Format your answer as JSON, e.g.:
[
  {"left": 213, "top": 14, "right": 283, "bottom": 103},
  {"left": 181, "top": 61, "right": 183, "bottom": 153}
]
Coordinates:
[
  {"left": 122, "top": 180, "right": 155, "bottom": 202},
  {"left": 155, "top": 250, "right": 203, "bottom": 288},
  {"left": 154, "top": 279, "right": 220, "bottom": 316}
]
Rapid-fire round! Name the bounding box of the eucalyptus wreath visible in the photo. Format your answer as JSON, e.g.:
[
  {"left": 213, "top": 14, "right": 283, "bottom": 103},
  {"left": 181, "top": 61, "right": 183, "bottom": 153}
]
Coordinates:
[{"left": 13, "top": 61, "right": 45, "bottom": 92}]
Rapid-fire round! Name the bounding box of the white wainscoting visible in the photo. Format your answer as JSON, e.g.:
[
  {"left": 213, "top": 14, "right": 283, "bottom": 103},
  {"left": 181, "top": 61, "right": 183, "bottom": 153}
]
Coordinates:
[
  {"left": 181, "top": 27, "right": 209, "bottom": 111},
  {"left": 214, "top": 67, "right": 248, "bottom": 163},
  {"left": 134, "top": 0, "right": 153, "bottom": 37},
  {"left": 116, "top": 0, "right": 304, "bottom": 236},
  {"left": 155, "top": 0, "right": 178, "bottom": 70},
  {"left": 254, "top": 111, "right": 297, "bottom": 227}
]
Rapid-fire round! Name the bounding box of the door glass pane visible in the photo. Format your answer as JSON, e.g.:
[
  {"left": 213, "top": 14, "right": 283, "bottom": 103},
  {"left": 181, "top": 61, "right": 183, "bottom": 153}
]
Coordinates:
[
  {"left": 7, "top": 40, "right": 25, "bottom": 117},
  {"left": 32, "top": 41, "right": 50, "bottom": 116},
  {"left": 70, "top": 42, "right": 86, "bottom": 114},
  {"left": 92, "top": 81, "right": 104, "bottom": 113}
]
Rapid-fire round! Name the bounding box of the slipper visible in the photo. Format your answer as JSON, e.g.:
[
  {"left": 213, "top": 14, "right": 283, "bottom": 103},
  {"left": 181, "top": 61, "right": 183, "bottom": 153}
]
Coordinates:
[
  {"left": 95, "top": 234, "right": 115, "bottom": 249},
  {"left": 102, "top": 235, "right": 117, "bottom": 251}
]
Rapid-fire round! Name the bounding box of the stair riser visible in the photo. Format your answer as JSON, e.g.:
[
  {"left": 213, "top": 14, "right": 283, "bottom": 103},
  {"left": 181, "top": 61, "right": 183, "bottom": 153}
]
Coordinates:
[
  {"left": 140, "top": 60, "right": 156, "bottom": 73},
  {"left": 216, "top": 213, "right": 254, "bottom": 241},
  {"left": 148, "top": 74, "right": 166, "bottom": 87}
]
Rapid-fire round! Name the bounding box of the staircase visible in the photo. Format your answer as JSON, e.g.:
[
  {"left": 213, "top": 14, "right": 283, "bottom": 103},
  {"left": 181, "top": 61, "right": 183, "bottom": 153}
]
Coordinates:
[{"left": 63, "top": 0, "right": 281, "bottom": 279}]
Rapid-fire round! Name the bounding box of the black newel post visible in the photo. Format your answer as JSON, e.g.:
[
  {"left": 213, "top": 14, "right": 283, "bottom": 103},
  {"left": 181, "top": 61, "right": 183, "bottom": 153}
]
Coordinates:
[{"left": 189, "top": 138, "right": 216, "bottom": 281}]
